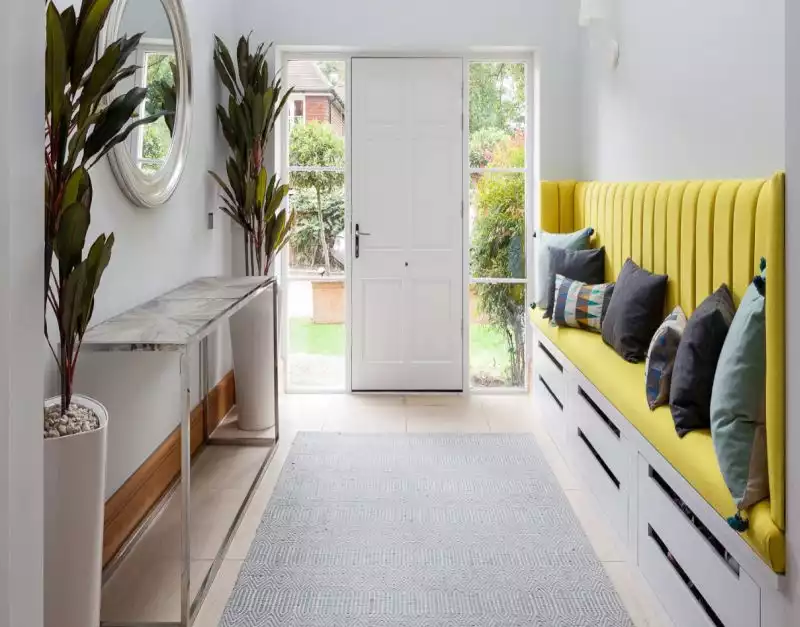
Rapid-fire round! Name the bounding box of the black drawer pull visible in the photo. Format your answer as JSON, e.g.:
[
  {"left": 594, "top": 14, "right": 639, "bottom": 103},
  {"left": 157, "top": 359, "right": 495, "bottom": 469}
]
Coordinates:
[
  {"left": 537, "top": 341, "right": 563, "bottom": 372},
  {"left": 578, "top": 386, "right": 620, "bottom": 439},
  {"left": 538, "top": 375, "right": 563, "bottom": 410},
  {"left": 648, "top": 466, "right": 740, "bottom": 577},
  {"left": 577, "top": 428, "right": 619, "bottom": 489},
  {"left": 648, "top": 525, "right": 726, "bottom": 627}
]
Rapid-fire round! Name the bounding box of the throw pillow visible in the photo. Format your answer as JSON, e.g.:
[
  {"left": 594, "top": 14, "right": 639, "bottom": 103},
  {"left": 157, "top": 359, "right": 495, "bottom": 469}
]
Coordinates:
[
  {"left": 670, "top": 284, "right": 735, "bottom": 437},
  {"left": 544, "top": 247, "right": 606, "bottom": 319},
  {"left": 534, "top": 227, "right": 595, "bottom": 309},
  {"left": 644, "top": 306, "right": 688, "bottom": 410},
  {"left": 711, "top": 262, "right": 769, "bottom": 524},
  {"left": 601, "top": 259, "right": 669, "bottom": 363},
  {"left": 551, "top": 274, "right": 615, "bottom": 333}
]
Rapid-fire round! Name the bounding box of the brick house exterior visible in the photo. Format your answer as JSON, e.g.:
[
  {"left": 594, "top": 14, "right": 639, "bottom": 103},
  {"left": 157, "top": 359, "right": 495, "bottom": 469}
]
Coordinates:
[{"left": 288, "top": 60, "right": 345, "bottom": 136}]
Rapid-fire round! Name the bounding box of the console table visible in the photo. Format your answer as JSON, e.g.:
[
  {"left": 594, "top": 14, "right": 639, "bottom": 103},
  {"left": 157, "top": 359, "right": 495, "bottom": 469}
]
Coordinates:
[{"left": 83, "top": 276, "right": 280, "bottom": 627}]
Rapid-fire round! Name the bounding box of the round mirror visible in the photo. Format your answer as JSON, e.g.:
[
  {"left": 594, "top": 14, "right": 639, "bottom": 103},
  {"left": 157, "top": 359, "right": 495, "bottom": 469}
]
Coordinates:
[{"left": 102, "top": 0, "right": 192, "bottom": 207}]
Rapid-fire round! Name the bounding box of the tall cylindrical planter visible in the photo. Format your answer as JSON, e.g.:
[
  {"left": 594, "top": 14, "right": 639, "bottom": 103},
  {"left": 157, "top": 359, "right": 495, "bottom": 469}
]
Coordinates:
[
  {"left": 230, "top": 289, "right": 276, "bottom": 431},
  {"left": 44, "top": 394, "right": 108, "bottom": 627}
]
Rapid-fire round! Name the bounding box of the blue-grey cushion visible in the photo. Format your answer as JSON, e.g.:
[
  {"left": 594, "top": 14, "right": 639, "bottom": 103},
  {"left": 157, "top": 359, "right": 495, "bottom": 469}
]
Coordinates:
[
  {"left": 645, "top": 306, "right": 687, "bottom": 410},
  {"left": 534, "top": 227, "right": 594, "bottom": 309},
  {"left": 711, "top": 267, "right": 768, "bottom": 513}
]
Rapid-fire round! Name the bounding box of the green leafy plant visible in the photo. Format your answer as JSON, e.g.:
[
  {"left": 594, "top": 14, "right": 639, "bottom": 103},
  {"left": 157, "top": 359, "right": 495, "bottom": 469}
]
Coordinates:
[
  {"left": 470, "top": 136, "right": 526, "bottom": 386},
  {"left": 209, "top": 35, "right": 294, "bottom": 276},
  {"left": 45, "top": 0, "right": 168, "bottom": 413},
  {"left": 289, "top": 122, "right": 345, "bottom": 274}
]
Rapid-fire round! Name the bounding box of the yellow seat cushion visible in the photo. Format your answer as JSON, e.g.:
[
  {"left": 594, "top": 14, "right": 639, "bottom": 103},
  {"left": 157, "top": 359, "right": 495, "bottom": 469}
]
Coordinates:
[{"left": 531, "top": 312, "right": 785, "bottom": 572}]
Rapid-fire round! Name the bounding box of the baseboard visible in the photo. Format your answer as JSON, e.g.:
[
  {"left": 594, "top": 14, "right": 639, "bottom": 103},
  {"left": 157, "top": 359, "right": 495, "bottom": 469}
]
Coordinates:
[{"left": 102, "top": 370, "right": 236, "bottom": 567}]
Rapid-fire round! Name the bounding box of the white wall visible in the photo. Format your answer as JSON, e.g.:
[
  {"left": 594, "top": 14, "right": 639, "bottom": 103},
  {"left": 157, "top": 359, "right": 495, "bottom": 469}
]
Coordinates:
[
  {"left": 582, "top": 0, "right": 785, "bottom": 181},
  {"left": 244, "top": 0, "right": 584, "bottom": 181},
  {"left": 49, "top": 0, "right": 237, "bottom": 497},
  {"left": 786, "top": 0, "right": 799, "bottom": 622},
  {"left": 0, "top": 0, "right": 44, "bottom": 625}
]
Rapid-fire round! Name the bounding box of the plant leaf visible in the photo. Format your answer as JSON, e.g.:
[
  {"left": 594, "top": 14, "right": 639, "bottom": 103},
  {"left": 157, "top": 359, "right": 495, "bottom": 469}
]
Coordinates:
[
  {"left": 87, "top": 111, "right": 166, "bottom": 168},
  {"left": 72, "top": 0, "right": 114, "bottom": 88},
  {"left": 213, "top": 36, "right": 239, "bottom": 97},
  {"left": 46, "top": 2, "right": 68, "bottom": 121},
  {"left": 82, "top": 86, "right": 148, "bottom": 163},
  {"left": 54, "top": 202, "right": 90, "bottom": 271}
]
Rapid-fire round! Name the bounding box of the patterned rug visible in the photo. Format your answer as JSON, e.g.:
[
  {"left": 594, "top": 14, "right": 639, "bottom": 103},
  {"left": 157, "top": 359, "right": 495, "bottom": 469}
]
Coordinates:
[{"left": 221, "top": 433, "right": 633, "bottom": 626}]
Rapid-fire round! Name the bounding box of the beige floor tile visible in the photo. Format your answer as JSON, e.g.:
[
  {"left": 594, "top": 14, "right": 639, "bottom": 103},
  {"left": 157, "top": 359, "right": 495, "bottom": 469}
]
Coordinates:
[
  {"left": 102, "top": 556, "right": 212, "bottom": 623},
  {"left": 603, "top": 561, "right": 671, "bottom": 627},
  {"left": 404, "top": 394, "right": 470, "bottom": 406},
  {"left": 488, "top": 411, "right": 536, "bottom": 433},
  {"left": 323, "top": 410, "right": 407, "bottom": 433},
  {"left": 565, "top": 489, "right": 627, "bottom": 562},
  {"left": 192, "top": 560, "right": 244, "bottom": 627},
  {"left": 406, "top": 405, "right": 491, "bottom": 433}
]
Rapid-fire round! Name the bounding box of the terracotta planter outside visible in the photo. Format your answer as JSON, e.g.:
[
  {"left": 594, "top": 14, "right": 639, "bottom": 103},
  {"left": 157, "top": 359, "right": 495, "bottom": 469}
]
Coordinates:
[{"left": 312, "top": 281, "right": 345, "bottom": 324}]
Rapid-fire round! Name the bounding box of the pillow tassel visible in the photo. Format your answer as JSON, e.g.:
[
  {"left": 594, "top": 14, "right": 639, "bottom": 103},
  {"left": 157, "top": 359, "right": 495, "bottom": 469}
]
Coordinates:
[{"left": 727, "top": 511, "right": 750, "bottom": 532}]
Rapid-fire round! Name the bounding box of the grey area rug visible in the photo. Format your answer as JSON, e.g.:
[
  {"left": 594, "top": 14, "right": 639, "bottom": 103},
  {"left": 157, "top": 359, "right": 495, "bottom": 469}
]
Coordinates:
[{"left": 221, "top": 433, "right": 633, "bottom": 627}]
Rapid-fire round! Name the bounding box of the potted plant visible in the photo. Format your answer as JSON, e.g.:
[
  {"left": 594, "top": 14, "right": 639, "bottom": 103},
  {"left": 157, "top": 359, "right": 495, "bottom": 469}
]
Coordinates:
[
  {"left": 44, "top": 1, "right": 165, "bottom": 624},
  {"left": 210, "top": 35, "right": 294, "bottom": 430}
]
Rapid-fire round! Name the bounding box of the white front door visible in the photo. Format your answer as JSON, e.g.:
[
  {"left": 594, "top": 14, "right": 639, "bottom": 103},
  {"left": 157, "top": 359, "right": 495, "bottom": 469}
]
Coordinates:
[{"left": 351, "top": 58, "right": 464, "bottom": 391}]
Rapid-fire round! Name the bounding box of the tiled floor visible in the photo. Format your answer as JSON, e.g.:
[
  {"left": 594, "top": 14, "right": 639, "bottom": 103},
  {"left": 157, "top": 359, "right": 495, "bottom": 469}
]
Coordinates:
[{"left": 101, "top": 392, "right": 674, "bottom": 627}]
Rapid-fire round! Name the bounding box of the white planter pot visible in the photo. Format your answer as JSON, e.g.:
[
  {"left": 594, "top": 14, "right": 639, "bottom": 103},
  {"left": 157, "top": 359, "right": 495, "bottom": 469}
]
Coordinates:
[
  {"left": 44, "top": 394, "right": 108, "bottom": 627},
  {"left": 230, "top": 290, "right": 276, "bottom": 431}
]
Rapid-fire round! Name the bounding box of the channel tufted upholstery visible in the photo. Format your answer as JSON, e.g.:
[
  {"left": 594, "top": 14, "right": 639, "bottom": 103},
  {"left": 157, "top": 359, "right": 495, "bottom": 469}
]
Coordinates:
[{"left": 537, "top": 174, "right": 785, "bottom": 572}]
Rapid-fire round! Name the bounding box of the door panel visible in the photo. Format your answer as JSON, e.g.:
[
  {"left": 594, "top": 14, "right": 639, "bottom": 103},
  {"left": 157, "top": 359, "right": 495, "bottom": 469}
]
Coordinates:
[{"left": 351, "top": 57, "right": 464, "bottom": 391}]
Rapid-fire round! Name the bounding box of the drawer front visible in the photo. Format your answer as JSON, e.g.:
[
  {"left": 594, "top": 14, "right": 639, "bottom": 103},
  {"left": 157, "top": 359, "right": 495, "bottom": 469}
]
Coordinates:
[
  {"left": 569, "top": 423, "right": 629, "bottom": 544},
  {"left": 574, "top": 385, "right": 626, "bottom": 481},
  {"left": 534, "top": 375, "right": 566, "bottom": 450},
  {"left": 533, "top": 340, "right": 565, "bottom": 407},
  {"left": 638, "top": 457, "right": 760, "bottom": 627}
]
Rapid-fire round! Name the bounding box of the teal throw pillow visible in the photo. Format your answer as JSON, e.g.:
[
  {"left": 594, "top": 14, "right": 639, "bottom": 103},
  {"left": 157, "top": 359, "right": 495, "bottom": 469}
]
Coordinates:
[
  {"left": 534, "top": 227, "right": 594, "bottom": 309},
  {"left": 710, "top": 261, "right": 768, "bottom": 527}
]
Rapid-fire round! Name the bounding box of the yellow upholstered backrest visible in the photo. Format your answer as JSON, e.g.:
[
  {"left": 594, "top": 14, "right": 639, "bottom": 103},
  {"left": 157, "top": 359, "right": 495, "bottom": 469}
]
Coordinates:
[{"left": 541, "top": 174, "right": 786, "bottom": 531}]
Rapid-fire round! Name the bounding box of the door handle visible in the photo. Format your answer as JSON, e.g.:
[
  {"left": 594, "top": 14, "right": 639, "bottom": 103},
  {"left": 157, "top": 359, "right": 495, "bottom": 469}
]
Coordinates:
[{"left": 355, "top": 224, "right": 371, "bottom": 259}]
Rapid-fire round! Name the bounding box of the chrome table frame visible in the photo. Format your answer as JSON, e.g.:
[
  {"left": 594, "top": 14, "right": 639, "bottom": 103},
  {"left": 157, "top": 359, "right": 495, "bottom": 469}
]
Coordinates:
[{"left": 85, "top": 277, "right": 280, "bottom": 627}]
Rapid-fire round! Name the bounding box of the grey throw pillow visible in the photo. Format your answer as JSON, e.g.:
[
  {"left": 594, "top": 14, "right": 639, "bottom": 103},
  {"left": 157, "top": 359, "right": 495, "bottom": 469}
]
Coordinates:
[
  {"left": 670, "top": 284, "right": 735, "bottom": 437},
  {"left": 534, "top": 228, "right": 595, "bottom": 309},
  {"left": 601, "top": 259, "right": 668, "bottom": 363},
  {"left": 544, "top": 247, "right": 606, "bottom": 319}
]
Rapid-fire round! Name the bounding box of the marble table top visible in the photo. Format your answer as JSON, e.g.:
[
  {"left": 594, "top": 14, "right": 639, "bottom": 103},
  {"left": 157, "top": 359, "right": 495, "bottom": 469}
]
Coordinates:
[{"left": 82, "top": 276, "right": 275, "bottom": 352}]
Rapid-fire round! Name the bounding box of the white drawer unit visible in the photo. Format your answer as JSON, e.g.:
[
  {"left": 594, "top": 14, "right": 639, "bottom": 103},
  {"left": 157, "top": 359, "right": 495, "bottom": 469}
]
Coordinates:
[
  {"left": 637, "top": 455, "right": 760, "bottom": 627},
  {"left": 568, "top": 384, "right": 630, "bottom": 545},
  {"left": 529, "top": 325, "right": 784, "bottom": 627},
  {"left": 532, "top": 339, "right": 567, "bottom": 450}
]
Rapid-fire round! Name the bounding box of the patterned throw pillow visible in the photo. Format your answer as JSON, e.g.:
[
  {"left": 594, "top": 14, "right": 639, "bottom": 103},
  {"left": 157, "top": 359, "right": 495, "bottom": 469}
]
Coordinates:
[
  {"left": 644, "top": 306, "right": 688, "bottom": 410},
  {"left": 551, "top": 275, "right": 615, "bottom": 332}
]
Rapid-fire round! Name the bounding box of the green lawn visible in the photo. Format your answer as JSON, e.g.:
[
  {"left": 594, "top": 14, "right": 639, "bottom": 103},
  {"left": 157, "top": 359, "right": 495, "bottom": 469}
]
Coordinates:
[
  {"left": 290, "top": 318, "right": 510, "bottom": 378},
  {"left": 290, "top": 318, "right": 346, "bottom": 356}
]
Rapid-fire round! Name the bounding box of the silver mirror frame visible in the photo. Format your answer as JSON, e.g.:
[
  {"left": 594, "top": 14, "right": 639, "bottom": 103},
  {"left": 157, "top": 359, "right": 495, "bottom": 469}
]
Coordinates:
[{"left": 101, "top": 0, "right": 193, "bottom": 208}]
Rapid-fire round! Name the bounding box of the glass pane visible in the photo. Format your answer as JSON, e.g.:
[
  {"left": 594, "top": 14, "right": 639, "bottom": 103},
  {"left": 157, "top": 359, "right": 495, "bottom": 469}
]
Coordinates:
[
  {"left": 287, "top": 180, "right": 345, "bottom": 278},
  {"left": 287, "top": 280, "right": 346, "bottom": 390},
  {"left": 469, "top": 62, "right": 526, "bottom": 168},
  {"left": 139, "top": 51, "right": 176, "bottom": 173},
  {"left": 469, "top": 283, "right": 527, "bottom": 389},
  {"left": 287, "top": 60, "right": 346, "bottom": 167},
  {"left": 469, "top": 173, "right": 526, "bottom": 279}
]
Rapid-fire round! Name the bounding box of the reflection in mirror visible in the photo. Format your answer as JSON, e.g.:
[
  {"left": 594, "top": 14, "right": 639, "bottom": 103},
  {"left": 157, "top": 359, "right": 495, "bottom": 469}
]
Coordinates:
[{"left": 118, "top": 0, "right": 177, "bottom": 175}]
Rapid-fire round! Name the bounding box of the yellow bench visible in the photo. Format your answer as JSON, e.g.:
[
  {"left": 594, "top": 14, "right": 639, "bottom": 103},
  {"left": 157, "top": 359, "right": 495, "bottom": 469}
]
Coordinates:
[{"left": 536, "top": 174, "right": 785, "bottom": 573}]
